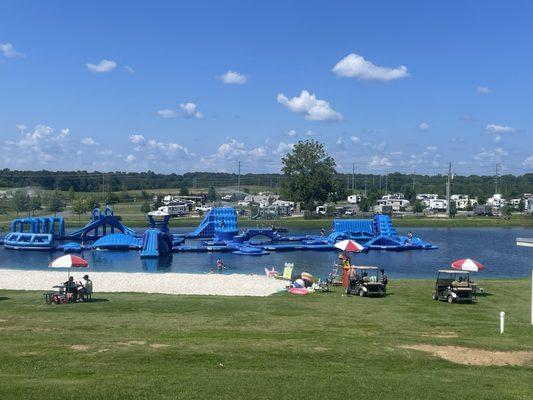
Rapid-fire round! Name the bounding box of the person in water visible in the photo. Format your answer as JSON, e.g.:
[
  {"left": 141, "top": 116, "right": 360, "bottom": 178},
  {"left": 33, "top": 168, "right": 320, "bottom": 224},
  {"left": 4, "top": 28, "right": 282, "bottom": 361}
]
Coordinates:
[
  {"left": 219, "top": 219, "right": 225, "bottom": 228},
  {"left": 216, "top": 257, "right": 224, "bottom": 272},
  {"left": 320, "top": 228, "right": 325, "bottom": 237},
  {"left": 407, "top": 231, "right": 413, "bottom": 244}
]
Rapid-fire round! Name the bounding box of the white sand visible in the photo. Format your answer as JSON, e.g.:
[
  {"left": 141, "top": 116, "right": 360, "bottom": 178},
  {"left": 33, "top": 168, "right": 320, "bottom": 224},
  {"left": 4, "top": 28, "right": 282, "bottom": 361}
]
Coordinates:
[{"left": 0, "top": 269, "right": 288, "bottom": 297}]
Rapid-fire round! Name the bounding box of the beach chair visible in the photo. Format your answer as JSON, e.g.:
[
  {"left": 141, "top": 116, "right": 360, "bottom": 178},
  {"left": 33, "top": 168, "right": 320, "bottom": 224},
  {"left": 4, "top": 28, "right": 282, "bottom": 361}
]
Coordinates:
[{"left": 275, "top": 263, "right": 293, "bottom": 281}]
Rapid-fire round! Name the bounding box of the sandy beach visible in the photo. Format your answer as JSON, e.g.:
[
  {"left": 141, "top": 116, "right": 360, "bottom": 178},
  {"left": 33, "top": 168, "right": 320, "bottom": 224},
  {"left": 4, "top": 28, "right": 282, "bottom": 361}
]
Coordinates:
[{"left": 0, "top": 269, "right": 288, "bottom": 297}]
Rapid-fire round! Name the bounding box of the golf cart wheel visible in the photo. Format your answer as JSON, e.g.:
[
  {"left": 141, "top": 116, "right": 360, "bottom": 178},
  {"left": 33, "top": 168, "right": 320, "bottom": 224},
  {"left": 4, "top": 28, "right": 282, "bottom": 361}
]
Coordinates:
[
  {"left": 359, "top": 289, "right": 365, "bottom": 297},
  {"left": 447, "top": 295, "right": 454, "bottom": 304},
  {"left": 432, "top": 294, "right": 438, "bottom": 301}
]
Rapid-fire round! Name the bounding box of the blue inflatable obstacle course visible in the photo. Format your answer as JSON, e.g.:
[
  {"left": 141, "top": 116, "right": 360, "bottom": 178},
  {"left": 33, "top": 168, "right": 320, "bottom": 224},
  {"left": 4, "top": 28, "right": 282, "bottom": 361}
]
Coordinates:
[
  {"left": 10, "top": 216, "right": 65, "bottom": 238},
  {"left": 69, "top": 207, "right": 136, "bottom": 240},
  {"left": 186, "top": 208, "right": 238, "bottom": 239},
  {"left": 140, "top": 229, "right": 173, "bottom": 258},
  {"left": 92, "top": 233, "right": 142, "bottom": 250},
  {"left": 3, "top": 232, "right": 54, "bottom": 251},
  {"left": 327, "top": 214, "right": 436, "bottom": 251}
]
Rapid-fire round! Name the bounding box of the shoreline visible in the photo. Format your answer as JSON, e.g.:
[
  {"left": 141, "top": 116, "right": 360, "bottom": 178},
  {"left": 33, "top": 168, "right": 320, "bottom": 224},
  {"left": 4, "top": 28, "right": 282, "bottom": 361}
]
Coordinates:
[{"left": 0, "top": 269, "right": 287, "bottom": 297}]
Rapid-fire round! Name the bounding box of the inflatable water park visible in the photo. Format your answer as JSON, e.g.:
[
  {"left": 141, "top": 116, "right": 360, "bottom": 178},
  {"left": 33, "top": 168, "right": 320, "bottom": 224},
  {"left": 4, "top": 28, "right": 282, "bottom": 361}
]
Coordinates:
[{"left": 0, "top": 207, "right": 436, "bottom": 258}]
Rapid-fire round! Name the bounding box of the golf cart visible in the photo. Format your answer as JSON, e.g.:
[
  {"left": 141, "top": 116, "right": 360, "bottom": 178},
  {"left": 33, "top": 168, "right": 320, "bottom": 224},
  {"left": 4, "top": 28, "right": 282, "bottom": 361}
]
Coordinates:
[
  {"left": 347, "top": 266, "right": 387, "bottom": 297},
  {"left": 432, "top": 270, "right": 474, "bottom": 303}
]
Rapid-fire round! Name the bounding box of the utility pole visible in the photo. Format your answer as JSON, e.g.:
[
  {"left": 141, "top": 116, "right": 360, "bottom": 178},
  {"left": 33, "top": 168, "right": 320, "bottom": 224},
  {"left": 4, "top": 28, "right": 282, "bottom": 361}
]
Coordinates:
[
  {"left": 352, "top": 162, "right": 355, "bottom": 193},
  {"left": 412, "top": 169, "right": 416, "bottom": 191},
  {"left": 364, "top": 175, "right": 368, "bottom": 196},
  {"left": 237, "top": 161, "right": 241, "bottom": 193},
  {"left": 446, "top": 162, "right": 452, "bottom": 217},
  {"left": 385, "top": 174, "right": 389, "bottom": 193},
  {"left": 102, "top": 173, "right": 105, "bottom": 196},
  {"left": 494, "top": 163, "right": 500, "bottom": 194}
]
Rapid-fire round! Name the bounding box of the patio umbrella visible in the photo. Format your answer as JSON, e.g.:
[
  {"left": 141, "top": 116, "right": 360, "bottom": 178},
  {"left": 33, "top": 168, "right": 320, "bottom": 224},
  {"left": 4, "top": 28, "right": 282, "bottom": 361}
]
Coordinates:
[
  {"left": 48, "top": 254, "right": 89, "bottom": 280},
  {"left": 334, "top": 239, "right": 364, "bottom": 253},
  {"left": 451, "top": 258, "right": 484, "bottom": 272}
]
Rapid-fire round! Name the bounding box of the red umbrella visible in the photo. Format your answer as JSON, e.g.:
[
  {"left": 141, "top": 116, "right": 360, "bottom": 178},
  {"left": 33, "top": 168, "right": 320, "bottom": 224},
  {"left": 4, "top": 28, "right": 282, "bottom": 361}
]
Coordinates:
[
  {"left": 49, "top": 255, "right": 89, "bottom": 279},
  {"left": 334, "top": 239, "right": 364, "bottom": 252},
  {"left": 451, "top": 258, "right": 484, "bottom": 272}
]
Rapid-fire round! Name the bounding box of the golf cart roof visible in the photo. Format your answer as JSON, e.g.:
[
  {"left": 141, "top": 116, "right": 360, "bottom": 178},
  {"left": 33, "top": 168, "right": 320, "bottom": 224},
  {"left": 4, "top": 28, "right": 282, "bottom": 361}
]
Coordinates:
[
  {"left": 353, "top": 266, "right": 379, "bottom": 270},
  {"left": 438, "top": 269, "right": 469, "bottom": 274}
]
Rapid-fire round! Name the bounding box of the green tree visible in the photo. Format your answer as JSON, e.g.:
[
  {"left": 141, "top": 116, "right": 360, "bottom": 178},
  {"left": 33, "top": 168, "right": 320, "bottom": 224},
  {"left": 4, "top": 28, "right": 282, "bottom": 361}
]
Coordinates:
[
  {"left": 207, "top": 186, "right": 217, "bottom": 202},
  {"left": 141, "top": 189, "right": 151, "bottom": 200},
  {"left": 359, "top": 197, "right": 371, "bottom": 212},
  {"left": 86, "top": 195, "right": 100, "bottom": 211},
  {"left": 179, "top": 184, "right": 190, "bottom": 196},
  {"left": 403, "top": 187, "right": 416, "bottom": 203},
  {"left": 413, "top": 199, "right": 425, "bottom": 213},
  {"left": 47, "top": 192, "right": 65, "bottom": 216},
  {"left": 10, "top": 190, "right": 30, "bottom": 217},
  {"left": 280, "top": 140, "right": 337, "bottom": 209},
  {"left": 152, "top": 195, "right": 163, "bottom": 211},
  {"left": 71, "top": 198, "right": 89, "bottom": 221},
  {"left": 449, "top": 202, "right": 457, "bottom": 218},
  {"left": 140, "top": 202, "right": 151, "bottom": 214},
  {"left": 104, "top": 191, "right": 119, "bottom": 206},
  {"left": 29, "top": 195, "right": 42, "bottom": 216},
  {"left": 518, "top": 199, "right": 525, "bottom": 212},
  {"left": 67, "top": 186, "right": 76, "bottom": 201}
]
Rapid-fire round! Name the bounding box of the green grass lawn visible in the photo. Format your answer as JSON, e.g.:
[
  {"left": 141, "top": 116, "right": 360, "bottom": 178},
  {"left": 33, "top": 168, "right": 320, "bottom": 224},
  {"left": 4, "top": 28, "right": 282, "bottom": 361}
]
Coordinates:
[{"left": 0, "top": 280, "right": 532, "bottom": 399}]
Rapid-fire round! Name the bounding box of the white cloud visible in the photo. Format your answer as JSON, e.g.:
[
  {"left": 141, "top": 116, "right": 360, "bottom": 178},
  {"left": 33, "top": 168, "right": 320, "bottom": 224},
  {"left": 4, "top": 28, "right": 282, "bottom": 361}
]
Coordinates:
[
  {"left": 180, "top": 102, "right": 204, "bottom": 119},
  {"left": 474, "top": 147, "right": 508, "bottom": 160},
  {"left": 0, "top": 43, "right": 25, "bottom": 58},
  {"left": 124, "top": 66, "right": 134, "bottom": 74},
  {"left": 86, "top": 59, "right": 117, "bottom": 73},
  {"left": 125, "top": 154, "right": 136, "bottom": 162},
  {"left": 218, "top": 70, "right": 247, "bottom": 84},
  {"left": 217, "top": 139, "right": 246, "bottom": 158},
  {"left": 494, "top": 135, "right": 502, "bottom": 143},
  {"left": 128, "top": 134, "right": 145, "bottom": 145},
  {"left": 81, "top": 137, "right": 97, "bottom": 145},
  {"left": 369, "top": 156, "right": 392, "bottom": 167},
  {"left": 276, "top": 90, "right": 343, "bottom": 121},
  {"left": 477, "top": 86, "right": 490, "bottom": 94},
  {"left": 305, "top": 130, "right": 315, "bottom": 136},
  {"left": 426, "top": 145, "right": 438, "bottom": 152},
  {"left": 248, "top": 146, "right": 268, "bottom": 157},
  {"left": 485, "top": 124, "right": 515, "bottom": 134},
  {"left": 157, "top": 109, "right": 177, "bottom": 118},
  {"left": 332, "top": 53, "right": 409, "bottom": 81},
  {"left": 418, "top": 122, "right": 430, "bottom": 130},
  {"left": 16, "top": 124, "right": 27, "bottom": 132},
  {"left": 274, "top": 142, "right": 295, "bottom": 155},
  {"left": 523, "top": 155, "right": 533, "bottom": 167},
  {"left": 350, "top": 136, "right": 361, "bottom": 144},
  {"left": 287, "top": 129, "right": 297, "bottom": 137}
]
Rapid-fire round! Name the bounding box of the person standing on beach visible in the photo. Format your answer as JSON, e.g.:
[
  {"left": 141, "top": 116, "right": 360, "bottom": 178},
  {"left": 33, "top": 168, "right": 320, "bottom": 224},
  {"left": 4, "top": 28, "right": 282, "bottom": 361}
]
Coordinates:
[{"left": 340, "top": 253, "right": 351, "bottom": 288}]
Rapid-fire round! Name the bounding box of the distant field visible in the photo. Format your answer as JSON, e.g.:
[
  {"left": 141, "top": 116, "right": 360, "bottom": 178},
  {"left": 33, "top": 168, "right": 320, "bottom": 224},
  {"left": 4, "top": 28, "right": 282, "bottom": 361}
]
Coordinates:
[{"left": 0, "top": 280, "right": 531, "bottom": 399}]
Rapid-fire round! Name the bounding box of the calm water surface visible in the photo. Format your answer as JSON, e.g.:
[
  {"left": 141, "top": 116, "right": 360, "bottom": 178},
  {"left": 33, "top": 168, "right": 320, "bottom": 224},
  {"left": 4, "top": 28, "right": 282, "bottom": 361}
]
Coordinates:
[{"left": 0, "top": 227, "right": 531, "bottom": 279}]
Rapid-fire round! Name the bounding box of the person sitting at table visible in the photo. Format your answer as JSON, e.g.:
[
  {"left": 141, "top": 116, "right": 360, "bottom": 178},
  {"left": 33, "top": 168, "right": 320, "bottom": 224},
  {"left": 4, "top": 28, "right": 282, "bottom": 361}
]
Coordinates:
[
  {"left": 64, "top": 276, "right": 78, "bottom": 302},
  {"left": 78, "top": 275, "right": 93, "bottom": 300}
]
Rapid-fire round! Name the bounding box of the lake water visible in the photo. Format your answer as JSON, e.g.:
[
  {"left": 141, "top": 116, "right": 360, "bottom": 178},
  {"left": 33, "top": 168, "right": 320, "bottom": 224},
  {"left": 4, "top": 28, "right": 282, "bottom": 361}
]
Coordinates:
[{"left": 0, "top": 227, "right": 531, "bottom": 279}]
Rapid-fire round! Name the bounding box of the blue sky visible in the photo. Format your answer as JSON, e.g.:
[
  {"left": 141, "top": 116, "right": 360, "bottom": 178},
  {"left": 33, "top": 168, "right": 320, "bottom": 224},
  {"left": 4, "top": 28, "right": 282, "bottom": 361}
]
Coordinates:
[{"left": 0, "top": 1, "right": 531, "bottom": 175}]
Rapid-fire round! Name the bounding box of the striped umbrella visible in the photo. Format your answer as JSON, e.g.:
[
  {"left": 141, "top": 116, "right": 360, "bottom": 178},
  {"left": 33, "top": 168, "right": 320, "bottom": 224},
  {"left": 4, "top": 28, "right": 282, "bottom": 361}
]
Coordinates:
[
  {"left": 451, "top": 258, "right": 484, "bottom": 272},
  {"left": 334, "top": 239, "right": 364, "bottom": 253},
  {"left": 49, "top": 255, "right": 89, "bottom": 280}
]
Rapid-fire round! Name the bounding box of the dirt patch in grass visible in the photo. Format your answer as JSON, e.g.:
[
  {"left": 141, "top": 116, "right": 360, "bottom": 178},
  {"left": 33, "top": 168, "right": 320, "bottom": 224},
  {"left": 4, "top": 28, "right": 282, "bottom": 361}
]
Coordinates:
[
  {"left": 401, "top": 344, "right": 533, "bottom": 366},
  {"left": 149, "top": 343, "right": 170, "bottom": 349},
  {"left": 420, "top": 331, "right": 458, "bottom": 339},
  {"left": 70, "top": 344, "right": 93, "bottom": 351},
  {"left": 118, "top": 340, "right": 147, "bottom": 346}
]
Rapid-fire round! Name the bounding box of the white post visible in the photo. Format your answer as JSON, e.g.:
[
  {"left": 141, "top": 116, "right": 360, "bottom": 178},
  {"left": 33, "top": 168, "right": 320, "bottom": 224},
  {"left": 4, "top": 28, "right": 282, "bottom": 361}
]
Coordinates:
[{"left": 500, "top": 311, "right": 505, "bottom": 334}]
